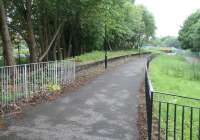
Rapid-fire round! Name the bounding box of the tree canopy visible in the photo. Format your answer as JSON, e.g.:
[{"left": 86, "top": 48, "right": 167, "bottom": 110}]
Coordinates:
[
  {"left": 178, "top": 10, "right": 200, "bottom": 52},
  {"left": 0, "top": 0, "right": 156, "bottom": 65},
  {"left": 160, "top": 36, "right": 181, "bottom": 48}
]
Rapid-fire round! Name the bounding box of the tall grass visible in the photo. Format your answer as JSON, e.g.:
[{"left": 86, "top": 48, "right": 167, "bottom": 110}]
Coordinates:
[
  {"left": 150, "top": 54, "right": 200, "bottom": 98},
  {"left": 149, "top": 54, "right": 200, "bottom": 140}
]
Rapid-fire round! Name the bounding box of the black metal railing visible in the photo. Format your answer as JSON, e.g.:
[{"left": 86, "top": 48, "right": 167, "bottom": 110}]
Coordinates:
[{"left": 145, "top": 56, "right": 200, "bottom": 140}]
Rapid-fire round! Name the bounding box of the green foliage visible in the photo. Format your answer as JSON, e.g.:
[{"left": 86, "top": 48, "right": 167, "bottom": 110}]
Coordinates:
[
  {"left": 160, "top": 36, "right": 181, "bottom": 48},
  {"left": 48, "top": 84, "right": 61, "bottom": 92},
  {"left": 148, "top": 36, "right": 181, "bottom": 48},
  {"left": 179, "top": 10, "right": 200, "bottom": 52},
  {"left": 0, "top": 57, "right": 4, "bottom": 66},
  {"left": 16, "top": 57, "right": 29, "bottom": 64},
  {"left": 1, "top": 0, "right": 156, "bottom": 64},
  {"left": 141, "top": 6, "right": 156, "bottom": 39}
]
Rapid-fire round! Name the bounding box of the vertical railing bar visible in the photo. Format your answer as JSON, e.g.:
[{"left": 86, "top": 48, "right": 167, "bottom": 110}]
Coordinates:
[
  {"left": 181, "top": 106, "right": 185, "bottom": 140},
  {"left": 47, "top": 62, "right": 49, "bottom": 86},
  {"left": 36, "top": 63, "right": 38, "bottom": 91},
  {"left": 174, "top": 104, "right": 177, "bottom": 140},
  {"left": 37, "top": 63, "right": 40, "bottom": 92},
  {"left": 166, "top": 103, "right": 169, "bottom": 140},
  {"left": 8, "top": 67, "right": 10, "bottom": 107},
  {"left": 55, "top": 61, "right": 58, "bottom": 85},
  {"left": 190, "top": 107, "right": 193, "bottom": 140},
  {"left": 6, "top": 67, "right": 8, "bottom": 109},
  {"left": 16, "top": 66, "right": 18, "bottom": 104},
  {"left": 7, "top": 68, "right": 9, "bottom": 106},
  {"left": 13, "top": 67, "right": 15, "bottom": 104},
  {"left": 34, "top": 63, "right": 36, "bottom": 92},
  {"left": 4, "top": 67, "right": 6, "bottom": 108},
  {"left": 36, "top": 63, "right": 38, "bottom": 92},
  {"left": 73, "top": 60, "right": 75, "bottom": 81},
  {"left": 35, "top": 63, "right": 37, "bottom": 92},
  {"left": 3, "top": 67, "right": 5, "bottom": 107},
  {"left": 41, "top": 63, "right": 43, "bottom": 89},
  {"left": 9, "top": 67, "right": 12, "bottom": 109},
  {"left": 63, "top": 61, "right": 65, "bottom": 84},
  {"left": 67, "top": 61, "right": 69, "bottom": 84},
  {"left": 31, "top": 64, "right": 34, "bottom": 94},
  {"left": 158, "top": 102, "right": 161, "bottom": 140},
  {"left": 5, "top": 67, "right": 7, "bottom": 108},
  {"left": 149, "top": 90, "right": 154, "bottom": 140},
  {"left": 4, "top": 67, "right": 6, "bottom": 107},
  {"left": 24, "top": 64, "right": 28, "bottom": 101},
  {"left": 28, "top": 65, "right": 30, "bottom": 95}
]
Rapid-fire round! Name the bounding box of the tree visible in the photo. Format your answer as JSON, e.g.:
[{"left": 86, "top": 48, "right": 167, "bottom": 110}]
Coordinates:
[
  {"left": 160, "top": 36, "right": 181, "bottom": 48},
  {"left": 0, "top": 0, "right": 156, "bottom": 65},
  {"left": 0, "top": 0, "right": 16, "bottom": 66},
  {"left": 191, "top": 20, "right": 200, "bottom": 52},
  {"left": 178, "top": 10, "right": 200, "bottom": 52}
]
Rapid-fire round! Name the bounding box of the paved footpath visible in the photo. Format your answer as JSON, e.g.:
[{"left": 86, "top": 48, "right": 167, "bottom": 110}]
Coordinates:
[{"left": 0, "top": 56, "right": 147, "bottom": 140}]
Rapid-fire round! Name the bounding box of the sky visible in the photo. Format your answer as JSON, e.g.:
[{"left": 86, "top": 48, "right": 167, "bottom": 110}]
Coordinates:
[{"left": 135, "top": 0, "right": 200, "bottom": 37}]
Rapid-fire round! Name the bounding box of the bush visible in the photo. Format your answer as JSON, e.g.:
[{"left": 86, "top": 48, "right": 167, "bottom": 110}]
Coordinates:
[{"left": 48, "top": 84, "right": 61, "bottom": 92}]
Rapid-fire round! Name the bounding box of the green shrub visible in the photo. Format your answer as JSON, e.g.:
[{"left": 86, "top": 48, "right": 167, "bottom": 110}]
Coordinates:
[{"left": 47, "top": 84, "right": 61, "bottom": 92}]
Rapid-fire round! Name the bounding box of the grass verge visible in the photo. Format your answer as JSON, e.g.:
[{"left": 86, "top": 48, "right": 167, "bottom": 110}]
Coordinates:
[{"left": 74, "top": 49, "right": 142, "bottom": 63}]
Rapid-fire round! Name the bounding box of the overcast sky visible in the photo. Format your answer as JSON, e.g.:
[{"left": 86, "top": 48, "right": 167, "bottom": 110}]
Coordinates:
[{"left": 135, "top": 0, "right": 200, "bottom": 37}]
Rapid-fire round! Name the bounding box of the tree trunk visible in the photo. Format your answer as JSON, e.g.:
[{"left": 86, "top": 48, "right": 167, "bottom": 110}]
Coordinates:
[
  {"left": 25, "top": 0, "right": 38, "bottom": 63},
  {"left": 67, "top": 31, "right": 73, "bottom": 57},
  {"left": 0, "top": 1, "right": 16, "bottom": 66},
  {"left": 61, "top": 34, "right": 67, "bottom": 58},
  {"left": 39, "top": 21, "right": 64, "bottom": 62},
  {"left": 57, "top": 34, "right": 62, "bottom": 60}
]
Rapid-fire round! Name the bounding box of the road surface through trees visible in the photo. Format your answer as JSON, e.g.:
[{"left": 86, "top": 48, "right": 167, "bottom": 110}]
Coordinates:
[{"left": 0, "top": 56, "right": 147, "bottom": 140}]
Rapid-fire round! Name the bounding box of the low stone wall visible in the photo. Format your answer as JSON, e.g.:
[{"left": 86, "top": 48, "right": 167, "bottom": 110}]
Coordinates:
[{"left": 76, "top": 52, "right": 150, "bottom": 73}]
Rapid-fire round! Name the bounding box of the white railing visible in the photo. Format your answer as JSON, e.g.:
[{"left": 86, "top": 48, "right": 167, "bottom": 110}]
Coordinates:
[{"left": 0, "top": 59, "right": 75, "bottom": 109}]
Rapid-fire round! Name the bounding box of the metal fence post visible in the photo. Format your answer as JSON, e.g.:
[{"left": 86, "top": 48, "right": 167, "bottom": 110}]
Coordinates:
[
  {"left": 149, "top": 91, "right": 154, "bottom": 140},
  {"left": 145, "top": 70, "right": 151, "bottom": 140},
  {"left": 145, "top": 57, "right": 154, "bottom": 140},
  {"left": 73, "top": 60, "right": 75, "bottom": 81}
]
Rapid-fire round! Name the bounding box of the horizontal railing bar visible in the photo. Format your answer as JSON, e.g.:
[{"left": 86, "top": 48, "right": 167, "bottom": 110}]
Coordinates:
[
  {"left": 154, "top": 91, "right": 200, "bottom": 101},
  {"left": 154, "top": 100, "right": 200, "bottom": 109},
  {"left": 0, "top": 59, "right": 74, "bottom": 69}
]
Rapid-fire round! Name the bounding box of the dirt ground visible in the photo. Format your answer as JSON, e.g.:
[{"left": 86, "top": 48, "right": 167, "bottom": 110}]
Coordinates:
[{"left": 137, "top": 82, "right": 148, "bottom": 140}]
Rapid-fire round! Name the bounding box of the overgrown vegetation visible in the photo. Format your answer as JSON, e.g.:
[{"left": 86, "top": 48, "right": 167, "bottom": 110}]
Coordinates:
[
  {"left": 150, "top": 54, "right": 200, "bottom": 97},
  {"left": 149, "top": 54, "right": 200, "bottom": 139}
]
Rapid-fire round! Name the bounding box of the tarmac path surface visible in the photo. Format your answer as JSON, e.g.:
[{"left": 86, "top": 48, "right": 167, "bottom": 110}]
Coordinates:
[{"left": 0, "top": 56, "right": 147, "bottom": 140}]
